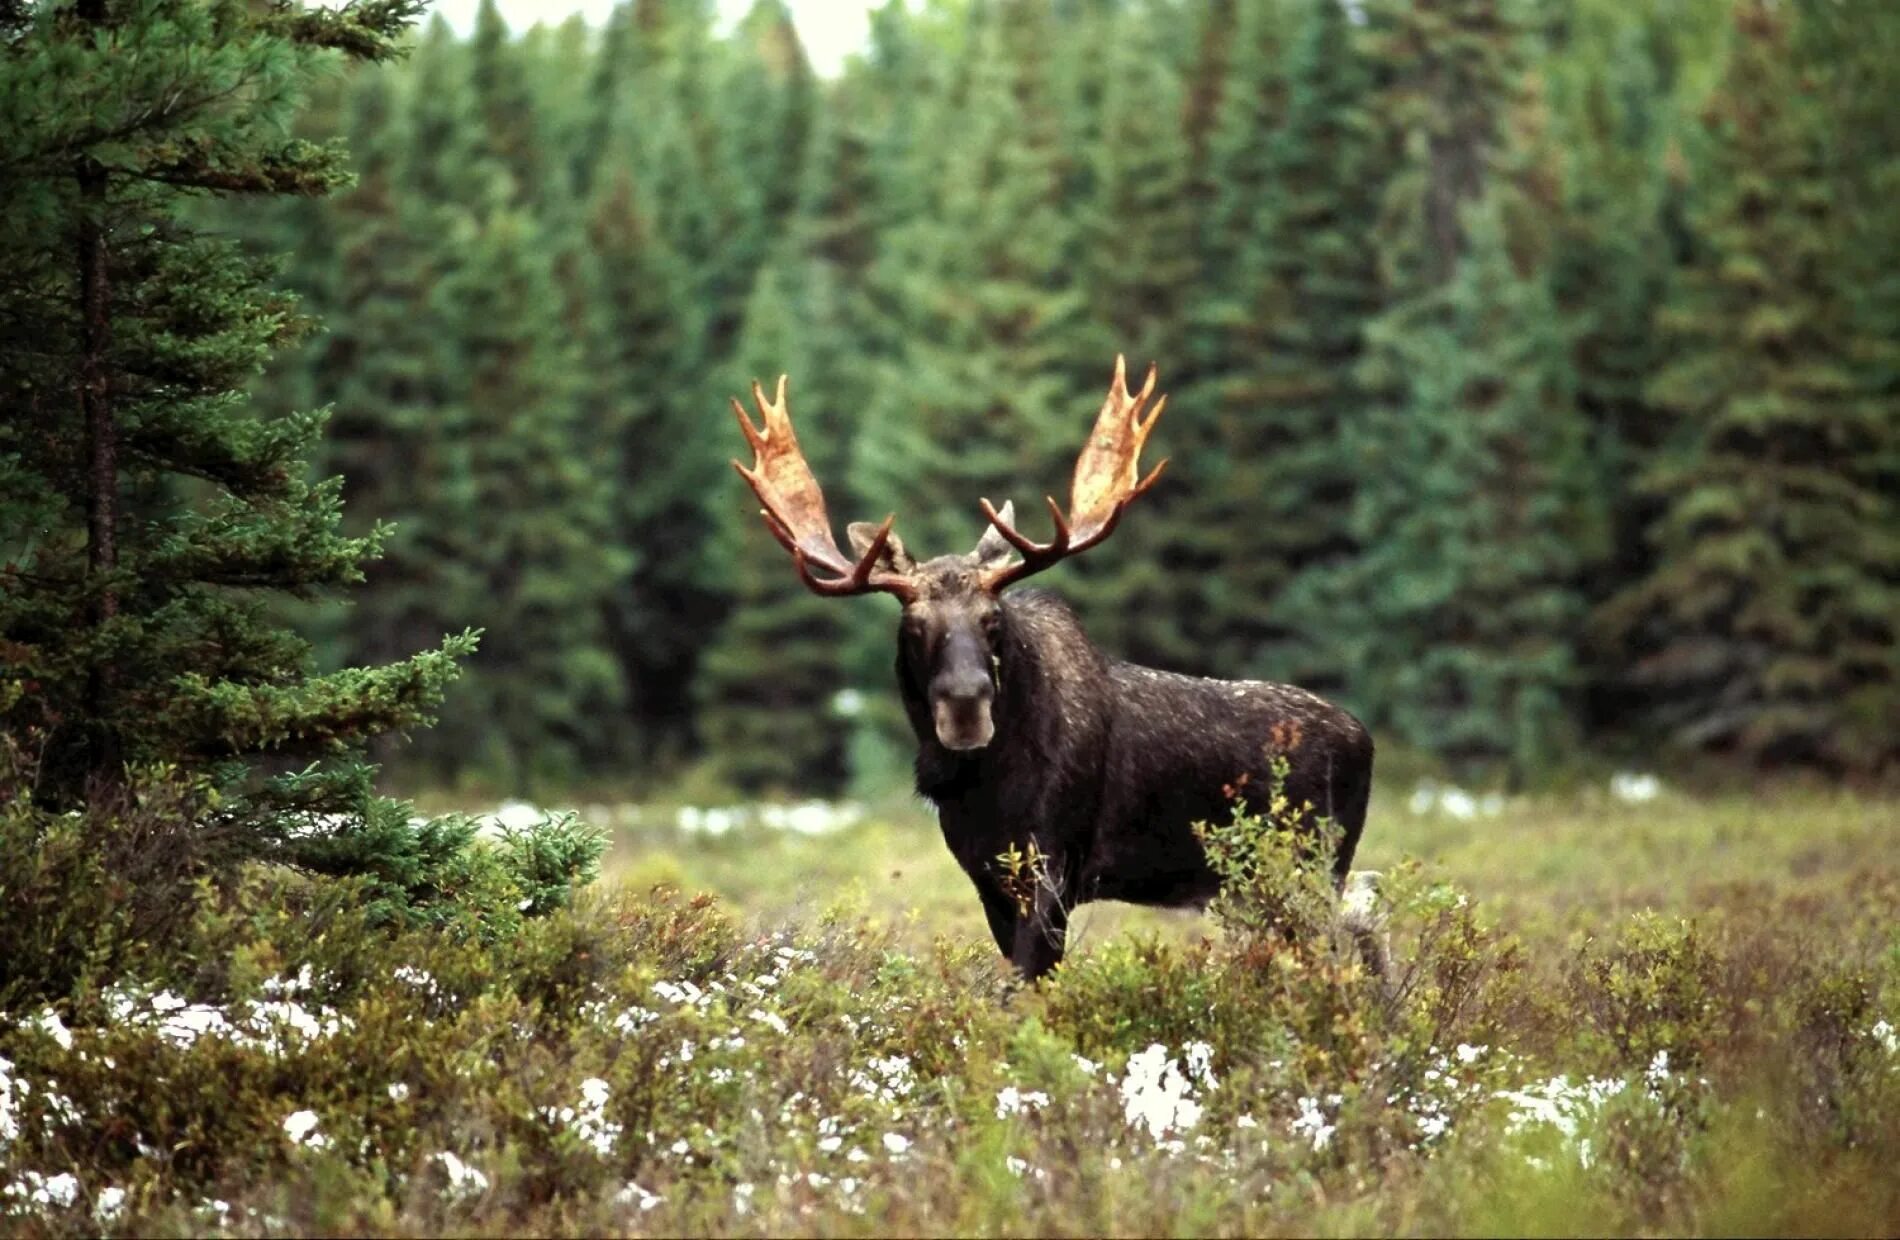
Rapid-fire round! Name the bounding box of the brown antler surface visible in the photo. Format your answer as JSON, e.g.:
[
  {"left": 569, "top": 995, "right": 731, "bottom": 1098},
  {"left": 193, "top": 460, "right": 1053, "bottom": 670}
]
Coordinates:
[
  {"left": 732, "top": 376, "right": 913, "bottom": 600},
  {"left": 979, "top": 354, "right": 1169, "bottom": 589}
]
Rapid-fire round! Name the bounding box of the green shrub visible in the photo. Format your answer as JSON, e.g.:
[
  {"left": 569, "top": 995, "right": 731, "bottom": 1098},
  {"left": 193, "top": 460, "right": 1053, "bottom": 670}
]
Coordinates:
[
  {"left": 0, "top": 758, "right": 228, "bottom": 1011},
  {"left": 1195, "top": 756, "right": 1344, "bottom": 948},
  {"left": 1573, "top": 912, "right": 1721, "bottom": 1070}
]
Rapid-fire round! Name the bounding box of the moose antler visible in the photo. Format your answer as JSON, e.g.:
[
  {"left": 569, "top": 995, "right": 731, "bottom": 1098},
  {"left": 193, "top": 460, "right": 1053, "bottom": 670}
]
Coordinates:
[
  {"left": 731, "top": 376, "right": 914, "bottom": 600},
  {"left": 978, "top": 354, "right": 1169, "bottom": 589}
]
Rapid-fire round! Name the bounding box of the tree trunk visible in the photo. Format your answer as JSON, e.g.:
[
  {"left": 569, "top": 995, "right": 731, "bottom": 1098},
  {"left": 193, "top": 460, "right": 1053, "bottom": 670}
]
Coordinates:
[{"left": 77, "top": 0, "right": 118, "bottom": 796}]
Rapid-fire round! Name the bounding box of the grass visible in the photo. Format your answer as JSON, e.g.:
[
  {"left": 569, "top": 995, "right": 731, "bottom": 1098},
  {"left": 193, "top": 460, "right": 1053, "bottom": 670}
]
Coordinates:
[
  {"left": 3, "top": 774, "right": 1897, "bottom": 1236},
  {"left": 597, "top": 777, "right": 1895, "bottom": 953}
]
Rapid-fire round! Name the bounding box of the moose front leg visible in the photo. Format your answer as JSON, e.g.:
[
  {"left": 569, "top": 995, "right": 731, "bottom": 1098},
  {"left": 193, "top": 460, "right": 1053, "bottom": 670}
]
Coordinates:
[
  {"left": 1010, "top": 881, "right": 1069, "bottom": 980},
  {"left": 975, "top": 883, "right": 1018, "bottom": 959}
]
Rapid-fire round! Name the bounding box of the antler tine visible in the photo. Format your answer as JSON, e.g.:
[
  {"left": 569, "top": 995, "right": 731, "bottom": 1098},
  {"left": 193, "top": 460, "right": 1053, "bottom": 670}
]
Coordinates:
[
  {"left": 729, "top": 375, "right": 914, "bottom": 601},
  {"left": 981, "top": 354, "right": 1170, "bottom": 590}
]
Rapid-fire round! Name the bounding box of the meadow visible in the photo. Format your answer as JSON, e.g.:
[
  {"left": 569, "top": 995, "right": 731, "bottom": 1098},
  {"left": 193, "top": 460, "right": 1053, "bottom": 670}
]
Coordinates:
[{"left": 4, "top": 773, "right": 1896, "bottom": 1236}]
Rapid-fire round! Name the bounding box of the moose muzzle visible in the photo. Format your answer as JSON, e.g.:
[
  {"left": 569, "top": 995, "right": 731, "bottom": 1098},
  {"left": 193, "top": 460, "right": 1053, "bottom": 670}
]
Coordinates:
[
  {"left": 931, "top": 632, "right": 996, "bottom": 750},
  {"left": 932, "top": 685, "right": 994, "bottom": 750}
]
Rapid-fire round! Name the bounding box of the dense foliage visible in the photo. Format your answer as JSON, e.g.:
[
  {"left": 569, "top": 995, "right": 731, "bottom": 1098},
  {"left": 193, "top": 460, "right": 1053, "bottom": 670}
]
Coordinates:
[
  {"left": 0, "top": 0, "right": 601, "bottom": 977},
  {"left": 209, "top": 0, "right": 1899, "bottom": 792},
  {"left": 2, "top": 786, "right": 1896, "bottom": 1234}
]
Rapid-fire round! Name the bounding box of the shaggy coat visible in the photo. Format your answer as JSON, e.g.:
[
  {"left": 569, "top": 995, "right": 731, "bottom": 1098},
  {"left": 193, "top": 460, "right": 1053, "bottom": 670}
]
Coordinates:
[{"left": 899, "top": 588, "right": 1374, "bottom": 979}]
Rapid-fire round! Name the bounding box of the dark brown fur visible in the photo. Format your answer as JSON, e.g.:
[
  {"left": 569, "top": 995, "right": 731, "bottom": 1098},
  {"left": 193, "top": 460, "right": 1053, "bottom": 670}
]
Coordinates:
[{"left": 895, "top": 581, "right": 1374, "bottom": 979}]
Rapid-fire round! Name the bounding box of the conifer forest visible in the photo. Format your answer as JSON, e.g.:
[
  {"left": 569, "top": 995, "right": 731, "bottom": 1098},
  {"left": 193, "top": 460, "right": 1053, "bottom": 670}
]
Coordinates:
[{"left": 1, "top": 0, "right": 1898, "bottom": 1234}]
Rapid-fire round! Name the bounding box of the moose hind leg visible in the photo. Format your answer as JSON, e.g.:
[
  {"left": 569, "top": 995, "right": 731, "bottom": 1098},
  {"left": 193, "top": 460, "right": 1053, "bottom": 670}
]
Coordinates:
[{"left": 1329, "top": 740, "right": 1375, "bottom": 888}]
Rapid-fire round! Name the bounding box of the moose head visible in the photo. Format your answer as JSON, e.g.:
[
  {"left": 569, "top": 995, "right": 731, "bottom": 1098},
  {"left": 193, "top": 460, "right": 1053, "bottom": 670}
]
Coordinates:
[{"left": 730, "top": 356, "right": 1169, "bottom": 752}]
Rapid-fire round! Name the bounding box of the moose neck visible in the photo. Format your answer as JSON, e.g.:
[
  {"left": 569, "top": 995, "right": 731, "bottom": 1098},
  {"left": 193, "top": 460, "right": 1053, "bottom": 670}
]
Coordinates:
[{"left": 904, "top": 591, "right": 1106, "bottom": 801}]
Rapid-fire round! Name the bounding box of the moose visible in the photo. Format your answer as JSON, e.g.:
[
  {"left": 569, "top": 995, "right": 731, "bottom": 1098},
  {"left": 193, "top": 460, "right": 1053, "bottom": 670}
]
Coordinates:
[{"left": 730, "top": 357, "right": 1374, "bottom": 979}]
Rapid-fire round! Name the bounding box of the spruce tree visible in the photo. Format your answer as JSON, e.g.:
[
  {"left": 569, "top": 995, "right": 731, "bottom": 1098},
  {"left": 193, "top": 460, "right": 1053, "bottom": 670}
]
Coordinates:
[
  {"left": 582, "top": 40, "right": 727, "bottom": 767},
  {"left": 468, "top": 0, "right": 545, "bottom": 208},
  {"left": 286, "top": 68, "right": 462, "bottom": 702},
  {"left": 1294, "top": 199, "right": 1602, "bottom": 777},
  {"left": 1596, "top": 0, "right": 1899, "bottom": 772},
  {"left": 851, "top": 2, "right": 1088, "bottom": 561},
  {"left": 1195, "top": 0, "right": 1386, "bottom": 682},
  {"left": 1281, "top": 0, "right": 1609, "bottom": 777},
  {"left": 395, "top": 16, "right": 625, "bottom": 788},
  {"left": 0, "top": 0, "right": 472, "bottom": 852},
  {"left": 694, "top": 258, "right": 854, "bottom": 795},
  {"left": 1059, "top": 5, "right": 1208, "bottom": 672},
  {"left": 841, "top": 2, "right": 1091, "bottom": 786},
  {"left": 428, "top": 204, "right": 627, "bottom": 789}
]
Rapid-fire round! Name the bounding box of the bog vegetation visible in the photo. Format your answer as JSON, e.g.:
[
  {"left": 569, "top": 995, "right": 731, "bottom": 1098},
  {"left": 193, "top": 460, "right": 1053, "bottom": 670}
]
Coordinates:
[
  {"left": 2, "top": 0, "right": 1898, "bottom": 1234},
  {"left": 4, "top": 775, "right": 1898, "bottom": 1234}
]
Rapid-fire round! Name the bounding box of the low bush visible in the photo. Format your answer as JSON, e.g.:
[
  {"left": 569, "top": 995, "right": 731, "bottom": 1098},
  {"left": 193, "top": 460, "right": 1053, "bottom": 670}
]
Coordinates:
[{"left": 2, "top": 790, "right": 1897, "bottom": 1235}]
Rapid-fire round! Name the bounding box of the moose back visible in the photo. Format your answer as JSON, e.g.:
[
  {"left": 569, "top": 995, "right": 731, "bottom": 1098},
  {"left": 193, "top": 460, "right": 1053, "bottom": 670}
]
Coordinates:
[{"left": 730, "top": 357, "right": 1374, "bottom": 978}]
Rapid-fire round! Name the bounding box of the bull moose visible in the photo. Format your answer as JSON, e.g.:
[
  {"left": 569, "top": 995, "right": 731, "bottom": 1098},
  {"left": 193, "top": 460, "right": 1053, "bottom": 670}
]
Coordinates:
[{"left": 730, "top": 357, "right": 1374, "bottom": 979}]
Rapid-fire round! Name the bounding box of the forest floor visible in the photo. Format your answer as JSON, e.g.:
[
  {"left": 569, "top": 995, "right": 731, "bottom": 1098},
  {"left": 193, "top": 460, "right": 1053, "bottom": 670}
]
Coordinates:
[{"left": 3, "top": 779, "right": 1897, "bottom": 1235}]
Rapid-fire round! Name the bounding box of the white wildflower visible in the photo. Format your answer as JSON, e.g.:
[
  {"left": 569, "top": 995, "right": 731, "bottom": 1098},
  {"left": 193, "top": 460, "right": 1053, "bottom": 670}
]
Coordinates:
[
  {"left": 94, "top": 1185, "right": 126, "bottom": 1223},
  {"left": 851, "top": 1055, "right": 916, "bottom": 1102},
  {"left": 1291, "top": 1095, "right": 1335, "bottom": 1151},
  {"left": 542, "top": 1078, "right": 620, "bottom": 1156},
  {"left": 283, "top": 1109, "right": 329, "bottom": 1149},
  {"left": 1610, "top": 772, "right": 1662, "bottom": 804},
  {"left": 432, "top": 1152, "right": 489, "bottom": 1201},
  {"left": 4, "top": 1170, "right": 80, "bottom": 1213},
  {"left": 1119, "top": 1044, "right": 1205, "bottom": 1141},
  {"left": 1182, "top": 1041, "right": 1218, "bottom": 1088},
  {"left": 0, "top": 1056, "right": 18, "bottom": 1148},
  {"left": 392, "top": 966, "right": 439, "bottom": 996},
  {"left": 615, "top": 1182, "right": 663, "bottom": 1211},
  {"left": 994, "top": 1085, "right": 1050, "bottom": 1118},
  {"left": 613, "top": 1007, "right": 658, "bottom": 1033},
  {"left": 651, "top": 979, "right": 708, "bottom": 1008},
  {"left": 387, "top": 1083, "right": 410, "bottom": 1102},
  {"left": 882, "top": 1132, "right": 912, "bottom": 1156},
  {"left": 27, "top": 1010, "right": 73, "bottom": 1051}
]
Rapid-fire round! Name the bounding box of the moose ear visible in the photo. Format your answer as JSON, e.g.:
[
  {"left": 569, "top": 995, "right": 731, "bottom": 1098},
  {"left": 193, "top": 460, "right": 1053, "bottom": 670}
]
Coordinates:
[
  {"left": 847, "top": 521, "right": 915, "bottom": 576},
  {"left": 971, "top": 500, "right": 1022, "bottom": 572}
]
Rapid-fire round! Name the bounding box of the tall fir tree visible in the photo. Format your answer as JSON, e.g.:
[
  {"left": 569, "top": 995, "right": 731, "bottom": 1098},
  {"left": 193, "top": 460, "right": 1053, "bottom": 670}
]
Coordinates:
[
  {"left": 1058, "top": 3, "right": 1209, "bottom": 672},
  {"left": 694, "top": 258, "right": 854, "bottom": 795},
  {"left": 842, "top": 2, "right": 1092, "bottom": 783},
  {"left": 469, "top": 0, "right": 543, "bottom": 206},
  {"left": 1595, "top": 0, "right": 1899, "bottom": 773},
  {"left": 409, "top": 17, "right": 626, "bottom": 788},
  {"left": 1194, "top": 0, "right": 1387, "bottom": 683},
  {"left": 0, "top": 0, "right": 474, "bottom": 858},
  {"left": 851, "top": 2, "right": 1088, "bottom": 562},
  {"left": 1293, "top": 199, "right": 1603, "bottom": 777},
  {"left": 295, "top": 68, "right": 466, "bottom": 698},
  {"left": 1282, "top": 0, "right": 1609, "bottom": 776}
]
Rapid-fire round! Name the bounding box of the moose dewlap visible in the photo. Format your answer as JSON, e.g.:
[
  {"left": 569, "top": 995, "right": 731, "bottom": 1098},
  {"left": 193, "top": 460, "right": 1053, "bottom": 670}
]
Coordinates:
[{"left": 731, "top": 356, "right": 1374, "bottom": 979}]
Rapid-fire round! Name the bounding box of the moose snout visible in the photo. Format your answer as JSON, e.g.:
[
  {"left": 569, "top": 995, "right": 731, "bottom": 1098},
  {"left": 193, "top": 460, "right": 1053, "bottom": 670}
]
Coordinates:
[{"left": 931, "top": 679, "right": 995, "bottom": 751}]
